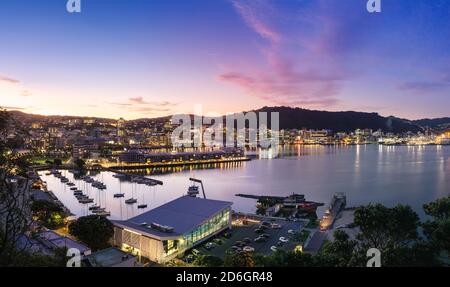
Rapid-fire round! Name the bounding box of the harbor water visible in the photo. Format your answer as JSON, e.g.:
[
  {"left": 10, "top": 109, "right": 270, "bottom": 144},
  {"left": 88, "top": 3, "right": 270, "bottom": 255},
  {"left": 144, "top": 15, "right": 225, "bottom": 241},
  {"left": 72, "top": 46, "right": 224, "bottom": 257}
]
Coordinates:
[{"left": 39, "top": 145, "right": 450, "bottom": 220}]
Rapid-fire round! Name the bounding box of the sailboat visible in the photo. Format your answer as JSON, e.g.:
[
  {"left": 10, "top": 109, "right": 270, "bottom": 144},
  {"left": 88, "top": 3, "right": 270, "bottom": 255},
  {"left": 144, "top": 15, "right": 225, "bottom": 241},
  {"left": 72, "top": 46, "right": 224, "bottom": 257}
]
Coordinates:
[
  {"left": 137, "top": 184, "right": 148, "bottom": 209},
  {"left": 125, "top": 181, "right": 137, "bottom": 204}
]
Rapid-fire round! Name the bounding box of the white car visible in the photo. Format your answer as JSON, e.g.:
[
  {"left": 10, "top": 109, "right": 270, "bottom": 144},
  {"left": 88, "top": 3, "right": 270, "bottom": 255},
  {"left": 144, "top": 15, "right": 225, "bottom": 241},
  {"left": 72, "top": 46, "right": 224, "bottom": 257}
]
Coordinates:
[
  {"left": 270, "top": 246, "right": 278, "bottom": 252},
  {"left": 271, "top": 223, "right": 282, "bottom": 229},
  {"left": 288, "top": 229, "right": 296, "bottom": 235},
  {"left": 243, "top": 246, "right": 255, "bottom": 252},
  {"left": 279, "top": 237, "right": 289, "bottom": 243}
]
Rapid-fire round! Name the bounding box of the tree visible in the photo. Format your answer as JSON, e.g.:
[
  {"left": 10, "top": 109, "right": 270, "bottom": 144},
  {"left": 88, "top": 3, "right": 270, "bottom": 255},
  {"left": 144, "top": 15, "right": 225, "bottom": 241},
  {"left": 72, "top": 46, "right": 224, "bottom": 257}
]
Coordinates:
[
  {"left": 74, "top": 158, "right": 86, "bottom": 170},
  {"left": 0, "top": 109, "right": 32, "bottom": 265},
  {"left": 224, "top": 251, "right": 254, "bottom": 267},
  {"left": 319, "top": 230, "right": 360, "bottom": 267},
  {"left": 422, "top": 196, "right": 450, "bottom": 255},
  {"left": 69, "top": 215, "right": 114, "bottom": 250},
  {"left": 193, "top": 255, "right": 223, "bottom": 267},
  {"left": 354, "top": 204, "right": 419, "bottom": 250},
  {"left": 53, "top": 158, "right": 62, "bottom": 166},
  {"left": 31, "top": 200, "right": 66, "bottom": 229}
]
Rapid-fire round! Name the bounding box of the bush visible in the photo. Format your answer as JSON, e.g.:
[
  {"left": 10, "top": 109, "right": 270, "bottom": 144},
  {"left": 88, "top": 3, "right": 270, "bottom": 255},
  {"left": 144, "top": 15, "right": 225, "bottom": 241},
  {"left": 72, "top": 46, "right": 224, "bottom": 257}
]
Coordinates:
[
  {"left": 31, "top": 200, "right": 66, "bottom": 229},
  {"left": 193, "top": 255, "right": 223, "bottom": 267},
  {"left": 68, "top": 215, "right": 114, "bottom": 250}
]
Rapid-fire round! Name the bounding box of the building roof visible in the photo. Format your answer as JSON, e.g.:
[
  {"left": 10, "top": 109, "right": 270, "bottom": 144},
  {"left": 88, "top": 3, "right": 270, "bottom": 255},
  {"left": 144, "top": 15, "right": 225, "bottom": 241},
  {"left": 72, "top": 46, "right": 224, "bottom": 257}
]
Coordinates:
[
  {"left": 113, "top": 196, "right": 232, "bottom": 239},
  {"left": 38, "top": 230, "right": 91, "bottom": 254},
  {"left": 86, "top": 247, "right": 136, "bottom": 267}
]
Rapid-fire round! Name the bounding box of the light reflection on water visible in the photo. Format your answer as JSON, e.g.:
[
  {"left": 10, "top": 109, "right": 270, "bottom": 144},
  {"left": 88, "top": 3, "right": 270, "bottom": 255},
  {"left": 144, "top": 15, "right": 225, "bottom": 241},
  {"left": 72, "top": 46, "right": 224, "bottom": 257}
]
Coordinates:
[{"left": 39, "top": 145, "right": 450, "bottom": 220}]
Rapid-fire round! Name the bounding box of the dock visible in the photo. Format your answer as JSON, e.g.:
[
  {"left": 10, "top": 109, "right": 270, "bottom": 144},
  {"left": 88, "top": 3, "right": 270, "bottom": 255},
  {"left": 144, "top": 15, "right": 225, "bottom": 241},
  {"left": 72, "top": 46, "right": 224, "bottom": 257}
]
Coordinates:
[
  {"left": 105, "top": 169, "right": 163, "bottom": 186},
  {"left": 319, "top": 193, "right": 346, "bottom": 230}
]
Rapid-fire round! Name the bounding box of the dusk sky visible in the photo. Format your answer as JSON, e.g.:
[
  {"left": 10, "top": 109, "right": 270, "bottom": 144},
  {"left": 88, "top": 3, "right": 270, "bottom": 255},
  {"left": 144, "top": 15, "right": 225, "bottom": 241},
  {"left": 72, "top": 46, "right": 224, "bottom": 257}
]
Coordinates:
[{"left": 1, "top": 0, "right": 449, "bottom": 120}]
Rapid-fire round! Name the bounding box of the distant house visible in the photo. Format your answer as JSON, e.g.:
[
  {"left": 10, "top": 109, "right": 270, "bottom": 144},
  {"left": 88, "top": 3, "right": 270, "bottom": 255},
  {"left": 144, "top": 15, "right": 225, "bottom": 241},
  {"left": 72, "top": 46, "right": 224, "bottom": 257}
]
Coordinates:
[{"left": 84, "top": 247, "right": 137, "bottom": 267}]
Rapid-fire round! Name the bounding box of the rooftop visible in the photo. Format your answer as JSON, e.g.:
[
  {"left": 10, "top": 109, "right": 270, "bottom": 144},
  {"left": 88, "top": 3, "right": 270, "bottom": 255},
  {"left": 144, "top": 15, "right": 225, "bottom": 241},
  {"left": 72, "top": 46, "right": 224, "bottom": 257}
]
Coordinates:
[
  {"left": 38, "top": 230, "right": 91, "bottom": 254},
  {"left": 113, "top": 196, "right": 232, "bottom": 239},
  {"left": 86, "top": 247, "right": 136, "bottom": 267}
]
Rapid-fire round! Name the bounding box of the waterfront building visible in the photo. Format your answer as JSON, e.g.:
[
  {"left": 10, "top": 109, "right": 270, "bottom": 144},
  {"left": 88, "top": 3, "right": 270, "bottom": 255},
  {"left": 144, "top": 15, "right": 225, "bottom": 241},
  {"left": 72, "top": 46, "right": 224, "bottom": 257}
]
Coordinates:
[{"left": 112, "top": 196, "right": 232, "bottom": 263}]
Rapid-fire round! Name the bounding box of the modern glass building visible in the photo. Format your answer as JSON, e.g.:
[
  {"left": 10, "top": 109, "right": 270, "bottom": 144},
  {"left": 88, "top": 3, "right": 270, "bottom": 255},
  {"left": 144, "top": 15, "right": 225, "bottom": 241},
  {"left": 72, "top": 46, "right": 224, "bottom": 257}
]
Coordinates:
[{"left": 112, "top": 196, "right": 232, "bottom": 263}]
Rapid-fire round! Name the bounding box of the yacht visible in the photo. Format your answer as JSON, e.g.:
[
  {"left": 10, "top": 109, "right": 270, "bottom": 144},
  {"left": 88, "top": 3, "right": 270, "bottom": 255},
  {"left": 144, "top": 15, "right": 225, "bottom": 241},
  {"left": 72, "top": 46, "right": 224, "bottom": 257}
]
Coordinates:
[
  {"left": 79, "top": 198, "right": 94, "bottom": 204},
  {"left": 89, "top": 205, "right": 101, "bottom": 210},
  {"left": 113, "top": 193, "right": 125, "bottom": 198},
  {"left": 125, "top": 198, "right": 137, "bottom": 204},
  {"left": 137, "top": 204, "right": 148, "bottom": 209},
  {"left": 96, "top": 211, "right": 111, "bottom": 217}
]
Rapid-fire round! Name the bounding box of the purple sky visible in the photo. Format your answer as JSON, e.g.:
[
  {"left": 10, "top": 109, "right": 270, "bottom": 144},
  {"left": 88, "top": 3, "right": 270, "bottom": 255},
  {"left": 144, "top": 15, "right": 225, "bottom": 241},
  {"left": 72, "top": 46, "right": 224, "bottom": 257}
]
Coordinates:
[{"left": 0, "top": 0, "right": 449, "bottom": 119}]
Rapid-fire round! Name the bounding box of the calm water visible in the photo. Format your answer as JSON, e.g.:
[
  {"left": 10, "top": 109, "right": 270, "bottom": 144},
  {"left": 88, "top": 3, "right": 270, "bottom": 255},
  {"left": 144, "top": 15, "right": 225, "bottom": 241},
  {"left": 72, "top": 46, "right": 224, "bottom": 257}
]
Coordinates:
[{"left": 39, "top": 145, "right": 450, "bottom": 220}]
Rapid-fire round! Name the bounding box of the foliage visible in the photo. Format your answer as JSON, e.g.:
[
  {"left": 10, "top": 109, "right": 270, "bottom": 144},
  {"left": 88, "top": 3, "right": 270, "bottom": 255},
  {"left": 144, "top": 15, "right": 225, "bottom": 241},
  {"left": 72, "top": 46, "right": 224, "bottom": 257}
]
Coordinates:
[
  {"left": 422, "top": 196, "right": 450, "bottom": 254},
  {"left": 354, "top": 204, "right": 419, "bottom": 250},
  {"left": 31, "top": 200, "right": 66, "bottom": 229},
  {"left": 193, "top": 255, "right": 223, "bottom": 267},
  {"left": 0, "top": 109, "right": 33, "bottom": 264},
  {"left": 224, "top": 251, "right": 254, "bottom": 267},
  {"left": 0, "top": 246, "right": 68, "bottom": 267},
  {"left": 68, "top": 215, "right": 114, "bottom": 250},
  {"left": 74, "top": 158, "right": 86, "bottom": 170}
]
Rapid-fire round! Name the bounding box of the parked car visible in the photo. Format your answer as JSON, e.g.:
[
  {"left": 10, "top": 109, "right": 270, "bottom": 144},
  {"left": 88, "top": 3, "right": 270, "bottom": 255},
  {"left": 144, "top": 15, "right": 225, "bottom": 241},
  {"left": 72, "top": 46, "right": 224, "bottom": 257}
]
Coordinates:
[
  {"left": 213, "top": 238, "right": 223, "bottom": 245},
  {"left": 288, "top": 229, "right": 296, "bottom": 235},
  {"left": 185, "top": 254, "right": 195, "bottom": 263},
  {"left": 276, "top": 241, "right": 284, "bottom": 247},
  {"left": 254, "top": 228, "right": 263, "bottom": 233},
  {"left": 279, "top": 237, "right": 289, "bottom": 243},
  {"left": 261, "top": 221, "right": 271, "bottom": 227},
  {"left": 260, "top": 233, "right": 270, "bottom": 239},
  {"left": 243, "top": 237, "right": 252, "bottom": 243},
  {"left": 254, "top": 237, "right": 266, "bottom": 243},
  {"left": 235, "top": 241, "right": 246, "bottom": 247},
  {"left": 270, "top": 246, "right": 278, "bottom": 252},
  {"left": 205, "top": 242, "right": 216, "bottom": 250},
  {"left": 243, "top": 246, "right": 255, "bottom": 252},
  {"left": 259, "top": 225, "right": 268, "bottom": 230},
  {"left": 192, "top": 249, "right": 201, "bottom": 256},
  {"left": 271, "top": 223, "right": 282, "bottom": 229},
  {"left": 223, "top": 232, "right": 232, "bottom": 238}
]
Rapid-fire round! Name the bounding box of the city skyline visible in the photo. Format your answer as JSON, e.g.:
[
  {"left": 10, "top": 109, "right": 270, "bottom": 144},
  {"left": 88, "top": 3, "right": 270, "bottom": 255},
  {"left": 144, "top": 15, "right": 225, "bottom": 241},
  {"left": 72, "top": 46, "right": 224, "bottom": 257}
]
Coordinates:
[{"left": 1, "top": 0, "right": 450, "bottom": 120}]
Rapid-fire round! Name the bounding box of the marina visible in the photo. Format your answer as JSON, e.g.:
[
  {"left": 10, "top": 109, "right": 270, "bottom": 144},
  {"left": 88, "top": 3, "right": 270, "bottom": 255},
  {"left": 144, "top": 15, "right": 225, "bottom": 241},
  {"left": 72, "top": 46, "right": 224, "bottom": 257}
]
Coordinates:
[{"left": 38, "top": 145, "right": 450, "bottom": 221}]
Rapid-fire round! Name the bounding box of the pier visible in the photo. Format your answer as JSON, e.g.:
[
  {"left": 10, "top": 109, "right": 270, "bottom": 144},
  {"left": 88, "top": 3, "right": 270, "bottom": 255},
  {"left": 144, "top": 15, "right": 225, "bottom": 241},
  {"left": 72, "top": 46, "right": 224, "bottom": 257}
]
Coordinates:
[{"left": 104, "top": 169, "right": 163, "bottom": 186}]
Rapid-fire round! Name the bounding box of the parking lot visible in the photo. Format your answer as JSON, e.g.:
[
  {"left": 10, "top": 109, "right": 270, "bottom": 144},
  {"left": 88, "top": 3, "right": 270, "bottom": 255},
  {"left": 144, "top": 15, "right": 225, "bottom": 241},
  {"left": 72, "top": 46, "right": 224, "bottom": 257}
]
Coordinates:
[{"left": 189, "top": 216, "right": 308, "bottom": 260}]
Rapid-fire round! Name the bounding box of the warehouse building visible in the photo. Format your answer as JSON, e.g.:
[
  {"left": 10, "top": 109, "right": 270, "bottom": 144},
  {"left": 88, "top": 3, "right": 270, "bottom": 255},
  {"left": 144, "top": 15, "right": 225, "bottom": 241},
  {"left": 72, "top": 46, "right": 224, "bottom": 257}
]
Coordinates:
[{"left": 112, "top": 196, "right": 232, "bottom": 263}]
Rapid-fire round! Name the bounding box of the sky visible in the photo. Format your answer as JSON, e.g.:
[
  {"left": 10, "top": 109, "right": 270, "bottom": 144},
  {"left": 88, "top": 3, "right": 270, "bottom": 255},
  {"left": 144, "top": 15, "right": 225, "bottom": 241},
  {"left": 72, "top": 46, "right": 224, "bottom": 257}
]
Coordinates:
[{"left": 0, "top": 0, "right": 449, "bottom": 120}]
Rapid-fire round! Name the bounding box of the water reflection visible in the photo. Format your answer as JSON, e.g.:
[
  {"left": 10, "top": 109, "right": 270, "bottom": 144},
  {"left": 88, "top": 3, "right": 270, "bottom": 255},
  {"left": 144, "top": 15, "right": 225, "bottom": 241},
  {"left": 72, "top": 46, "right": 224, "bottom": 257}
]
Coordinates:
[{"left": 40, "top": 145, "right": 450, "bottom": 220}]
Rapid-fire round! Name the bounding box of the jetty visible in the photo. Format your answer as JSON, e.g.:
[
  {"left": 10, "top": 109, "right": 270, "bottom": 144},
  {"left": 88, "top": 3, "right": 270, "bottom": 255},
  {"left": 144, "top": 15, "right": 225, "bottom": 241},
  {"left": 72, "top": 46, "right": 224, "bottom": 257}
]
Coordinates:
[
  {"left": 235, "top": 193, "right": 324, "bottom": 214},
  {"left": 319, "top": 193, "right": 346, "bottom": 230}
]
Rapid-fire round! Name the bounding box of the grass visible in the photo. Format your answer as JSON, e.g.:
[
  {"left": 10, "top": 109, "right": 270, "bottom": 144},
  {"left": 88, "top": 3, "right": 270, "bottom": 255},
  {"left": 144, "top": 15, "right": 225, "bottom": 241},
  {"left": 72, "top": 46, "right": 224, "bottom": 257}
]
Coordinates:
[
  {"left": 28, "top": 156, "right": 69, "bottom": 165},
  {"left": 305, "top": 218, "right": 320, "bottom": 229}
]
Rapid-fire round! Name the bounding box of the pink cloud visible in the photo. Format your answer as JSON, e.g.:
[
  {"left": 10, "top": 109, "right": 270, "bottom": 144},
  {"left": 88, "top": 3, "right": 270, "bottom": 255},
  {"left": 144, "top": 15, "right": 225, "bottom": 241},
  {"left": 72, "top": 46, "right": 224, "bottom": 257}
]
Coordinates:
[
  {"left": 0, "top": 74, "right": 19, "bottom": 84},
  {"left": 231, "top": 0, "right": 281, "bottom": 44},
  {"left": 219, "top": 0, "right": 346, "bottom": 108}
]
